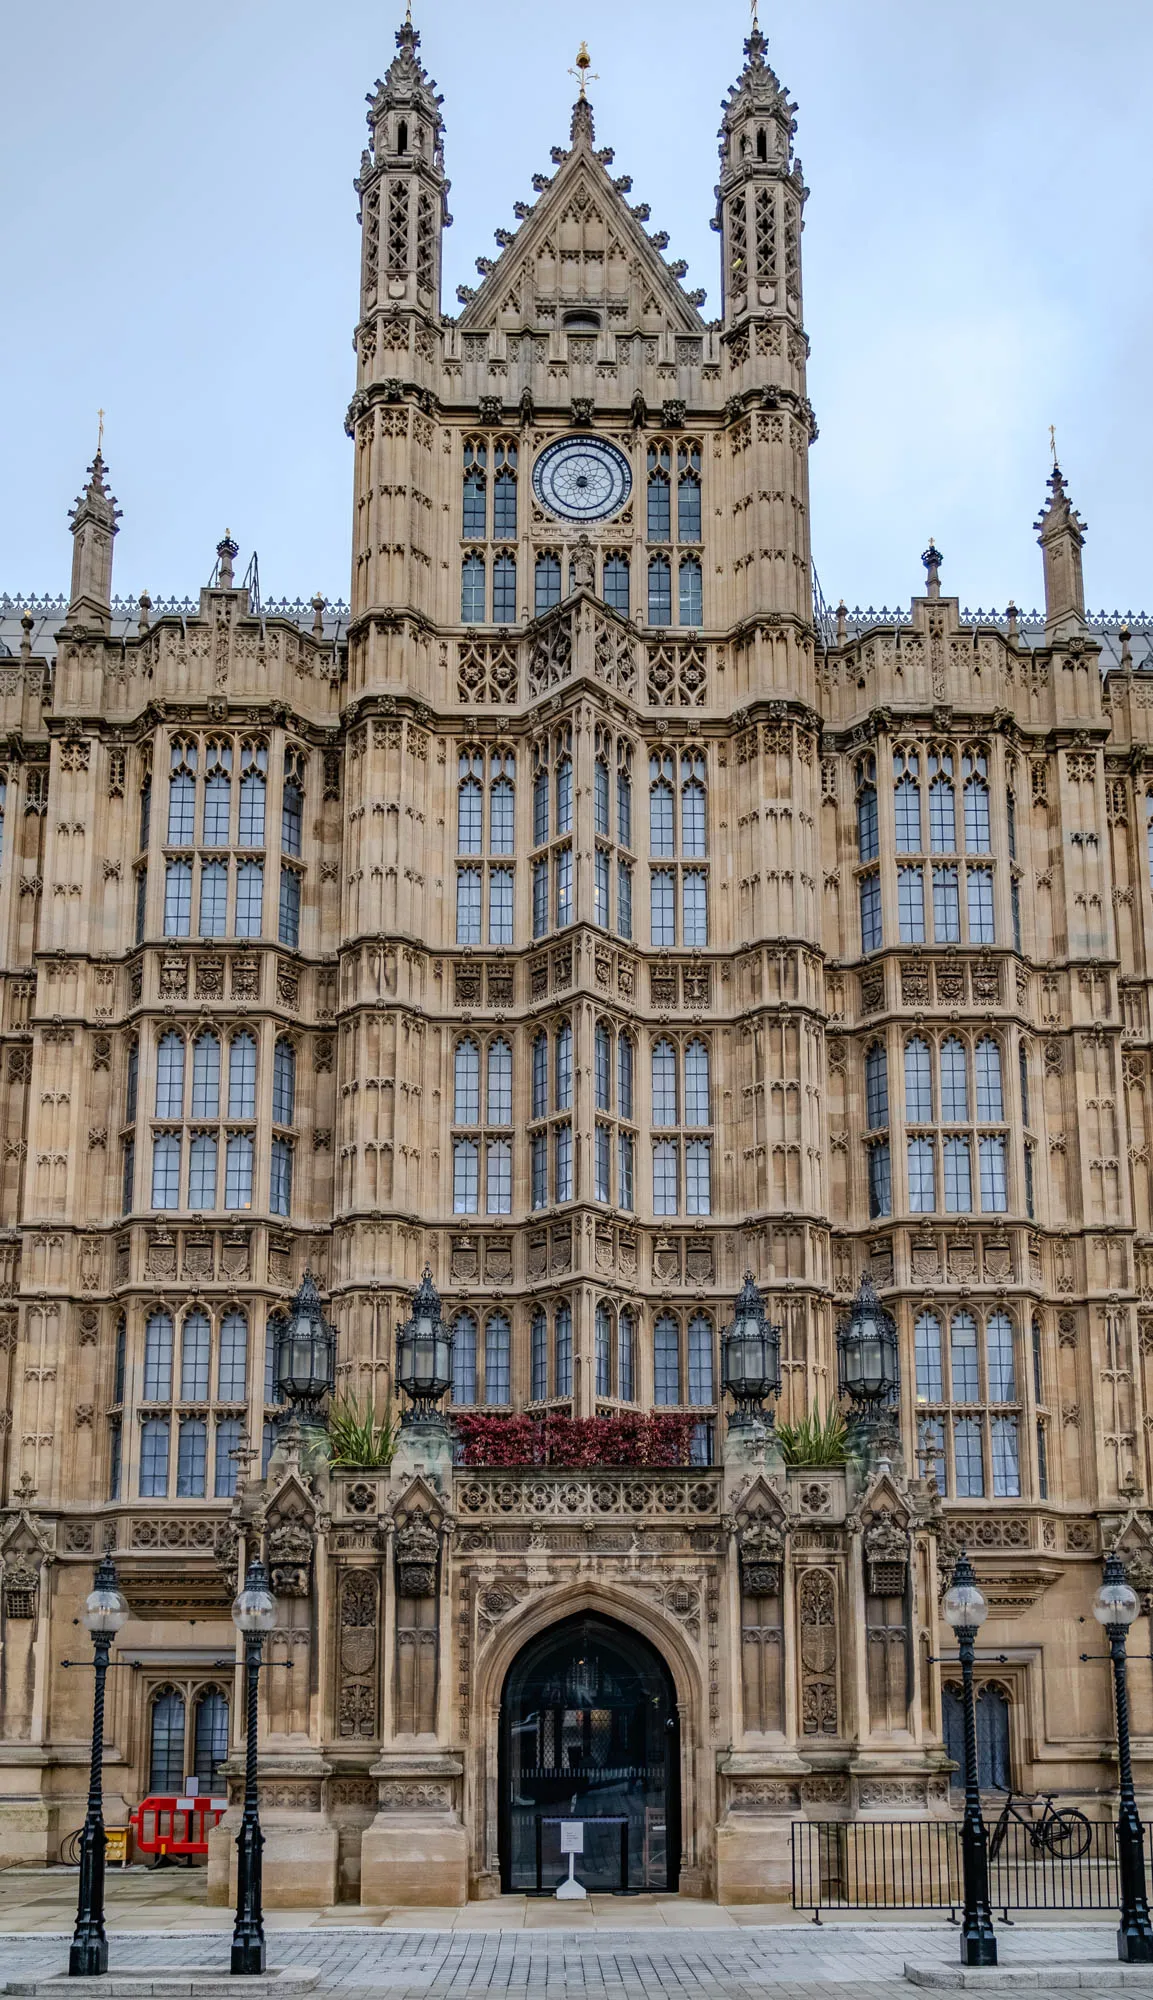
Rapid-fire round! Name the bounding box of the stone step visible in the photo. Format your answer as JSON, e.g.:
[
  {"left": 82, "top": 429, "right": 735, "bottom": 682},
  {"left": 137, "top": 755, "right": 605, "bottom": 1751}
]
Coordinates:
[
  {"left": 4, "top": 1973, "right": 318, "bottom": 1999},
  {"left": 905, "top": 1964, "right": 1153, "bottom": 1991}
]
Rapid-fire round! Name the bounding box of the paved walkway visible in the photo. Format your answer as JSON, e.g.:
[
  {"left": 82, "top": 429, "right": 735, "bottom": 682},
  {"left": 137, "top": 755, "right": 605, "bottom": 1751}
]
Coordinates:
[{"left": 0, "top": 1876, "right": 1138, "bottom": 1998}]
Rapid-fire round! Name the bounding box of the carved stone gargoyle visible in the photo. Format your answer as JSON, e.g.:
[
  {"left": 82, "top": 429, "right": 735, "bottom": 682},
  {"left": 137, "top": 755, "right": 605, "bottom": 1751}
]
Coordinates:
[{"left": 395, "top": 1505, "right": 440, "bottom": 1598}]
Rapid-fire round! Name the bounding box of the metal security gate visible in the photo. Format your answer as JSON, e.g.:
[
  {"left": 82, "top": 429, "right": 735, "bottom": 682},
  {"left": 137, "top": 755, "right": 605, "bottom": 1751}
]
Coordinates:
[{"left": 792, "top": 1819, "right": 1131, "bottom": 1920}]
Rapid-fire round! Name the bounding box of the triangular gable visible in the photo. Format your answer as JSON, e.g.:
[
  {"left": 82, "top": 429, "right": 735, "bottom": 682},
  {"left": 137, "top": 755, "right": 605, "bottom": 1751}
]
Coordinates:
[{"left": 458, "top": 111, "right": 704, "bottom": 337}]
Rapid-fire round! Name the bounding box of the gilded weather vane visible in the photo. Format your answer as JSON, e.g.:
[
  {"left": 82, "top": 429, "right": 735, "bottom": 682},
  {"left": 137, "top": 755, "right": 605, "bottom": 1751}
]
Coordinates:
[{"left": 569, "top": 41, "right": 598, "bottom": 98}]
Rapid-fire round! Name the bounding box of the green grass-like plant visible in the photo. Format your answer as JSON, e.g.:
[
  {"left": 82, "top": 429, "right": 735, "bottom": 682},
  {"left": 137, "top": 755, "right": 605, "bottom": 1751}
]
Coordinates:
[
  {"left": 327, "top": 1393, "right": 398, "bottom": 1469},
  {"left": 775, "top": 1403, "right": 851, "bottom": 1467}
]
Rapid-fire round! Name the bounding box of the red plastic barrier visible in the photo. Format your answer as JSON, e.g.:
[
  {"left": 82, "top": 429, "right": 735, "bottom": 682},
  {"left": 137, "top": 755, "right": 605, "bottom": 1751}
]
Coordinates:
[{"left": 129, "top": 1793, "right": 227, "bottom": 1860}]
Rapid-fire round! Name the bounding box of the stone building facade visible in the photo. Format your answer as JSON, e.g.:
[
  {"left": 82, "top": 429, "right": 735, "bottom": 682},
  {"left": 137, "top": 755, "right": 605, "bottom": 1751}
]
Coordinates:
[{"left": 1, "top": 16, "right": 1152, "bottom": 1905}]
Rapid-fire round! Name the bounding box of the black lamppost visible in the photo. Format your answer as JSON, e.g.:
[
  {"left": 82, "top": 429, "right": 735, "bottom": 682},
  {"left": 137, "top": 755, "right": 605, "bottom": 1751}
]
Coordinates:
[
  {"left": 836, "top": 1273, "right": 900, "bottom": 1452},
  {"left": 69, "top": 1555, "right": 129, "bottom": 1977},
  {"left": 230, "top": 1556, "right": 276, "bottom": 1976},
  {"left": 275, "top": 1272, "right": 336, "bottom": 1428},
  {"left": 395, "top": 1266, "right": 454, "bottom": 1426},
  {"left": 720, "top": 1273, "right": 781, "bottom": 1428},
  {"left": 943, "top": 1552, "right": 997, "bottom": 1967},
  {"left": 1092, "top": 1550, "right": 1153, "bottom": 1963}
]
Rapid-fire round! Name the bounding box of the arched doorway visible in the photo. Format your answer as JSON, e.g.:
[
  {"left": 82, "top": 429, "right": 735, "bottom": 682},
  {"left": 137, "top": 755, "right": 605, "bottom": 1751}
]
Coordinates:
[{"left": 499, "top": 1612, "right": 681, "bottom": 1893}]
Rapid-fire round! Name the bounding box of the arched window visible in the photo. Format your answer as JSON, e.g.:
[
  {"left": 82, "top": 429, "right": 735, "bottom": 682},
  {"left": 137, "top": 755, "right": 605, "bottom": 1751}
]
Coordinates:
[
  {"left": 493, "top": 552, "right": 516, "bottom": 624},
  {"left": 493, "top": 441, "right": 517, "bottom": 539},
  {"left": 156, "top": 1033, "right": 185, "bottom": 1118},
  {"left": 619, "top": 1310, "right": 635, "bottom": 1401},
  {"left": 458, "top": 752, "right": 483, "bottom": 853},
  {"left": 652, "top": 1039, "right": 678, "bottom": 1126},
  {"left": 531, "top": 1308, "right": 548, "bottom": 1401},
  {"left": 531, "top": 1031, "right": 548, "bottom": 1119},
  {"left": 555, "top": 1022, "right": 573, "bottom": 1109},
  {"left": 532, "top": 762, "right": 549, "bottom": 845},
  {"left": 617, "top": 751, "right": 633, "bottom": 847},
  {"left": 677, "top": 443, "right": 701, "bottom": 541},
  {"left": 603, "top": 552, "right": 630, "bottom": 613},
  {"left": 490, "top": 755, "right": 515, "bottom": 854},
  {"left": 152, "top": 1131, "right": 181, "bottom": 1209},
  {"left": 856, "top": 753, "right": 878, "bottom": 863},
  {"left": 943, "top": 1682, "right": 1011, "bottom": 1791},
  {"left": 655, "top": 1314, "right": 680, "bottom": 1404},
  {"left": 487, "top": 1039, "right": 512, "bottom": 1125},
  {"left": 905, "top": 1038, "right": 933, "bottom": 1121},
  {"left": 535, "top": 552, "right": 561, "bottom": 616},
  {"left": 199, "top": 858, "right": 227, "bottom": 935},
  {"left": 139, "top": 762, "right": 152, "bottom": 850},
  {"left": 189, "top": 1130, "right": 217, "bottom": 1209},
  {"left": 485, "top": 1314, "right": 511, "bottom": 1406},
  {"left": 140, "top": 1416, "right": 170, "bottom": 1497},
  {"left": 486, "top": 1137, "right": 511, "bottom": 1213},
  {"left": 193, "top": 1688, "right": 230, "bottom": 1787},
  {"left": 648, "top": 554, "right": 672, "bottom": 624},
  {"left": 163, "top": 859, "right": 192, "bottom": 937},
  {"left": 238, "top": 744, "right": 267, "bottom": 846},
  {"left": 454, "top": 1039, "right": 480, "bottom": 1124},
  {"left": 914, "top": 1311, "right": 942, "bottom": 1401},
  {"left": 647, "top": 443, "right": 671, "bottom": 539},
  {"left": 461, "top": 553, "right": 486, "bottom": 623},
  {"left": 617, "top": 1033, "right": 634, "bottom": 1119},
  {"left": 681, "top": 754, "right": 707, "bottom": 855},
  {"left": 149, "top": 1688, "right": 186, "bottom": 1791},
  {"left": 893, "top": 751, "right": 921, "bottom": 853},
  {"left": 282, "top": 750, "right": 304, "bottom": 857},
  {"left": 144, "top": 1312, "right": 174, "bottom": 1401},
  {"left": 688, "top": 1313, "right": 713, "bottom": 1405},
  {"left": 865, "top": 1043, "right": 888, "bottom": 1128},
  {"left": 986, "top": 1312, "right": 1016, "bottom": 1402},
  {"left": 678, "top": 555, "right": 702, "bottom": 625},
  {"left": 950, "top": 1311, "right": 979, "bottom": 1401},
  {"left": 225, "top": 1132, "right": 254, "bottom": 1209},
  {"left": 203, "top": 742, "right": 232, "bottom": 846},
  {"left": 126, "top": 1040, "right": 139, "bottom": 1122},
  {"left": 167, "top": 740, "right": 197, "bottom": 845},
  {"left": 594, "top": 756, "right": 610, "bottom": 837},
  {"left": 218, "top": 1310, "right": 248, "bottom": 1400},
  {"left": 556, "top": 751, "right": 573, "bottom": 834},
  {"left": 555, "top": 1304, "right": 573, "bottom": 1397},
  {"left": 684, "top": 1039, "right": 710, "bottom": 1126},
  {"left": 940, "top": 1038, "right": 968, "bottom": 1122},
  {"left": 180, "top": 1311, "right": 211, "bottom": 1400},
  {"left": 462, "top": 442, "right": 487, "bottom": 536},
  {"left": 176, "top": 1416, "right": 207, "bottom": 1496},
  {"left": 272, "top": 1040, "right": 296, "bottom": 1126},
  {"left": 928, "top": 750, "right": 955, "bottom": 852},
  {"left": 975, "top": 1038, "right": 1003, "bottom": 1121},
  {"left": 595, "top": 1304, "right": 612, "bottom": 1398},
  {"left": 452, "top": 1313, "right": 477, "bottom": 1405},
  {"left": 228, "top": 1033, "right": 257, "bottom": 1119},
  {"left": 963, "top": 750, "right": 991, "bottom": 852},
  {"left": 594, "top": 1023, "right": 611, "bottom": 1111},
  {"left": 235, "top": 858, "right": 263, "bottom": 937},
  {"left": 453, "top": 1138, "right": 479, "bottom": 1213},
  {"left": 650, "top": 754, "right": 675, "bottom": 856}
]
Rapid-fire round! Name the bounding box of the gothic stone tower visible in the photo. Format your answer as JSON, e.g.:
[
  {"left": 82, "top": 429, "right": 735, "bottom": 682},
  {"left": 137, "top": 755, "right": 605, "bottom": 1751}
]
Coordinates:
[{"left": 1, "top": 10, "right": 1152, "bottom": 1911}]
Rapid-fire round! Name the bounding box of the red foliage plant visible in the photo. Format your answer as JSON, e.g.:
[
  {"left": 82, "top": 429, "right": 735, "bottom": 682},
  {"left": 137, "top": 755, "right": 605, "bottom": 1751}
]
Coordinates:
[{"left": 451, "top": 1410, "right": 700, "bottom": 1469}]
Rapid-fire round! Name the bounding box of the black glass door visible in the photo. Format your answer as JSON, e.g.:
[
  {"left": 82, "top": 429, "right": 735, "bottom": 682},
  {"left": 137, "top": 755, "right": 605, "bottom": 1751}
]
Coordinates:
[{"left": 499, "top": 1613, "right": 680, "bottom": 1892}]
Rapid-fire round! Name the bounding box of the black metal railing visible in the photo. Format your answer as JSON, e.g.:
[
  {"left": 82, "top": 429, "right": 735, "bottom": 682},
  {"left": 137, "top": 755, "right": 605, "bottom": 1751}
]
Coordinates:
[{"left": 793, "top": 1818, "right": 1137, "bottom": 1920}]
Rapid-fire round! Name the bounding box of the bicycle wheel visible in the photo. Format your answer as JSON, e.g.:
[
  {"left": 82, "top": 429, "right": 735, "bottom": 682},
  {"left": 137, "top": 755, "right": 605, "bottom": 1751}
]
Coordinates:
[
  {"left": 1044, "top": 1809, "right": 1092, "bottom": 1860},
  {"left": 59, "top": 1828, "right": 83, "bottom": 1866},
  {"left": 988, "top": 1814, "right": 1010, "bottom": 1862}
]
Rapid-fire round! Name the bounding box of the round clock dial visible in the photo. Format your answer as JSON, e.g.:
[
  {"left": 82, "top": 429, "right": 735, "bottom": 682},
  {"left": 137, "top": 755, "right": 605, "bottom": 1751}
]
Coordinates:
[{"left": 532, "top": 436, "right": 632, "bottom": 522}]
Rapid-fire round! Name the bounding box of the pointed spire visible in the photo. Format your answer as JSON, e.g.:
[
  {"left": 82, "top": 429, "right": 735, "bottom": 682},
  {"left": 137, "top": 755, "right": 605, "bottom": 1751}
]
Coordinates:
[
  {"left": 716, "top": 7, "right": 802, "bottom": 329},
  {"left": 921, "top": 538, "right": 943, "bottom": 601},
  {"left": 1034, "top": 458, "right": 1087, "bottom": 640},
  {"left": 568, "top": 41, "right": 598, "bottom": 146},
  {"left": 215, "top": 531, "right": 239, "bottom": 589},
  {"left": 66, "top": 433, "right": 121, "bottom": 633}
]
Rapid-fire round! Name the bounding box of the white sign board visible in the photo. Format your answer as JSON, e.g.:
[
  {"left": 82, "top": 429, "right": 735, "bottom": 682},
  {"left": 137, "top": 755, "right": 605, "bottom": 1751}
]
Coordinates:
[{"left": 559, "top": 1820, "right": 584, "bottom": 1855}]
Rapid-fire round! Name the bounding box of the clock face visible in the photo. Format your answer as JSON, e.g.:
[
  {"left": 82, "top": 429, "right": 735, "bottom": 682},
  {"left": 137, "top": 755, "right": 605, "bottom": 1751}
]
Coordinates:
[{"left": 532, "top": 436, "right": 632, "bottom": 522}]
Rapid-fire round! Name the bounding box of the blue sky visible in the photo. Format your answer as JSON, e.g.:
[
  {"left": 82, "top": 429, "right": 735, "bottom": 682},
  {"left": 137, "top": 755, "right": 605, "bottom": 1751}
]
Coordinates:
[{"left": 1, "top": 1, "right": 1150, "bottom": 615}]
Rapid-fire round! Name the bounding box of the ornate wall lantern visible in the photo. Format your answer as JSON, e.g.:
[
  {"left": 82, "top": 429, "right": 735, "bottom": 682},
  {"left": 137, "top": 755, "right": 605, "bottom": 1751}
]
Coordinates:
[
  {"left": 275, "top": 1272, "right": 337, "bottom": 1420},
  {"left": 836, "top": 1273, "right": 900, "bottom": 1411},
  {"left": 395, "top": 1265, "right": 454, "bottom": 1426},
  {"left": 721, "top": 1272, "right": 782, "bottom": 1427}
]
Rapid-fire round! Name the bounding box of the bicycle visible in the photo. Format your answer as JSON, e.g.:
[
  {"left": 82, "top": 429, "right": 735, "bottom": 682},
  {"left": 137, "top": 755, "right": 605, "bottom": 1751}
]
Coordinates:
[{"left": 988, "top": 1788, "right": 1092, "bottom": 1861}]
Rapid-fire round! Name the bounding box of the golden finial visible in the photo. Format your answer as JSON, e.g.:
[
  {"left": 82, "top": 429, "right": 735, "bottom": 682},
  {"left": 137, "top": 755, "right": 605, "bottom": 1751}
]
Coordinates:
[
  {"left": 1049, "top": 423, "right": 1058, "bottom": 466},
  {"left": 97, "top": 407, "right": 105, "bottom": 453},
  {"left": 569, "top": 41, "right": 599, "bottom": 98}
]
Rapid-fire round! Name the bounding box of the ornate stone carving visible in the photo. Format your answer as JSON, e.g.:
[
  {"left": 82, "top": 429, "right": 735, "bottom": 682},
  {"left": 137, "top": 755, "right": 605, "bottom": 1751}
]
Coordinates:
[
  {"left": 863, "top": 1507, "right": 909, "bottom": 1597},
  {"left": 395, "top": 1507, "right": 439, "bottom": 1596}
]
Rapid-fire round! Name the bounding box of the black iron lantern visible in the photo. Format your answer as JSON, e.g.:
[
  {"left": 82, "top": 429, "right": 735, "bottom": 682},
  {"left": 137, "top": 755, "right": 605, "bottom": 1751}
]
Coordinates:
[
  {"left": 275, "top": 1272, "right": 336, "bottom": 1418},
  {"left": 721, "top": 1272, "right": 781, "bottom": 1426},
  {"left": 837, "top": 1273, "right": 900, "bottom": 1409},
  {"left": 396, "top": 1265, "right": 454, "bottom": 1425}
]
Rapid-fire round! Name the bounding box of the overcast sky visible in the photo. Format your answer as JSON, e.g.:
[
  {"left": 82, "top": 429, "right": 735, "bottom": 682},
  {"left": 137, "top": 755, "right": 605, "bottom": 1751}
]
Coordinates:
[{"left": 2, "top": 1, "right": 1150, "bottom": 615}]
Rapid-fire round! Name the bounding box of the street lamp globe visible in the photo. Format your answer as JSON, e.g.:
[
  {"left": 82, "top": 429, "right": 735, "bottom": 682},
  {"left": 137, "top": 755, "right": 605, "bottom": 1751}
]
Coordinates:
[
  {"left": 396, "top": 1265, "right": 454, "bottom": 1424},
  {"left": 232, "top": 1559, "right": 276, "bottom": 1635},
  {"left": 943, "top": 1556, "right": 988, "bottom": 1631},
  {"left": 1094, "top": 1551, "right": 1140, "bottom": 1628},
  {"left": 81, "top": 1555, "right": 128, "bottom": 1635}
]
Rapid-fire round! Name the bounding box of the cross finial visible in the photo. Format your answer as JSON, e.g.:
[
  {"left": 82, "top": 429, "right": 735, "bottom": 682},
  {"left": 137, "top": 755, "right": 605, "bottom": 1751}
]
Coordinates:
[
  {"left": 750, "top": 0, "right": 760, "bottom": 27},
  {"left": 97, "top": 408, "right": 105, "bottom": 453},
  {"left": 1049, "top": 423, "right": 1058, "bottom": 467},
  {"left": 569, "top": 40, "right": 598, "bottom": 98}
]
